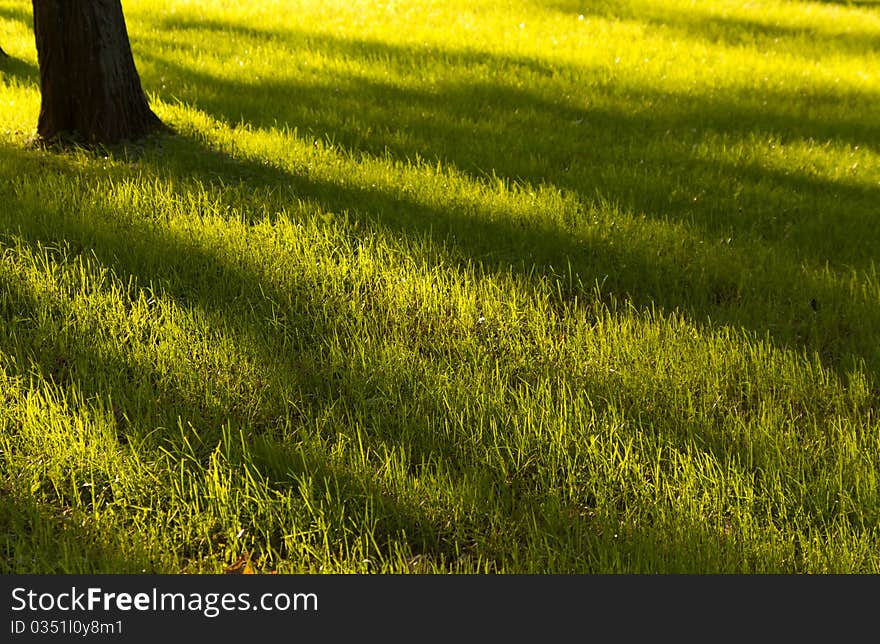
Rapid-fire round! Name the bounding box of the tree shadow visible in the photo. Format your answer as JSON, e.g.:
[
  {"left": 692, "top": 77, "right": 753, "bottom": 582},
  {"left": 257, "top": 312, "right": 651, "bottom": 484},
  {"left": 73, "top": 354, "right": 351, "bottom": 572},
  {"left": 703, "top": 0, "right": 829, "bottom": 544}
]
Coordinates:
[
  {"left": 0, "top": 2, "right": 36, "bottom": 79},
  {"left": 0, "top": 118, "right": 873, "bottom": 570},
  {"left": 542, "top": 0, "right": 880, "bottom": 55},
  {"left": 3, "top": 7, "right": 879, "bottom": 571},
  {"left": 0, "top": 50, "right": 38, "bottom": 83},
  {"left": 0, "top": 141, "right": 577, "bottom": 571},
  {"left": 0, "top": 3, "right": 34, "bottom": 69},
  {"left": 0, "top": 487, "right": 149, "bottom": 573},
  {"left": 123, "top": 20, "right": 880, "bottom": 377},
  {"left": 673, "top": 14, "right": 880, "bottom": 55},
  {"left": 0, "top": 4, "right": 32, "bottom": 26},
  {"left": 798, "top": 0, "right": 879, "bottom": 6},
  {"left": 134, "top": 21, "right": 879, "bottom": 261},
  {"left": 0, "top": 230, "right": 455, "bottom": 572}
]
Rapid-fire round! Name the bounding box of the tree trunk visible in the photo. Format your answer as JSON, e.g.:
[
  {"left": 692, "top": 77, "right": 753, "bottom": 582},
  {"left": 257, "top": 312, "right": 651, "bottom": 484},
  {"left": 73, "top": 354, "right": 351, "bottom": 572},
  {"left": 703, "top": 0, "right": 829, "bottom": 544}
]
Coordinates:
[{"left": 32, "top": 0, "right": 163, "bottom": 144}]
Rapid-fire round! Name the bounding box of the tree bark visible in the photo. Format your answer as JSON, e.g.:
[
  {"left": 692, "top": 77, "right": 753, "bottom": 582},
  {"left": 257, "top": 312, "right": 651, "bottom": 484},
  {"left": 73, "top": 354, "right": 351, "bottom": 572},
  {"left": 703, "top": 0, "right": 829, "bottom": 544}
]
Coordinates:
[{"left": 32, "top": 0, "right": 163, "bottom": 144}]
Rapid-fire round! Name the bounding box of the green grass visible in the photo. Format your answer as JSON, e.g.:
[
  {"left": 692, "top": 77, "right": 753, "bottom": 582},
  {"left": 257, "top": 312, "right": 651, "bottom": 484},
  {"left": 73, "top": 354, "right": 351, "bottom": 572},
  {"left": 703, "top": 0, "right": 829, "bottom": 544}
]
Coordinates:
[{"left": 1, "top": 0, "right": 879, "bottom": 573}]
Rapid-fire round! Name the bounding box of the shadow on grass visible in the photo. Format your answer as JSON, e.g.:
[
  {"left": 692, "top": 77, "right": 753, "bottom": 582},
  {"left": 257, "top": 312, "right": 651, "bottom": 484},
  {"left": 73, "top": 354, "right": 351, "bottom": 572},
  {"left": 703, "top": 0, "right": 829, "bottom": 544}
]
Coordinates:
[
  {"left": 0, "top": 124, "right": 873, "bottom": 572},
  {"left": 0, "top": 3, "right": 35, "bottom": 76},
  {"left": 0, "top": 4, "right": 31, "bottom": 26},
  {"left": 0, "top": 488, "right": 149, "bottom": 573},
  {"left": 1, "top": 5, "right": 878, "bottom": 570},
  {"left": 542, "top": 0, "right": 880, "bottom": 55},
  {"left": 0, "top": 136, "right": 800, "bottom": 572},
  {"left": 134, "top": 21, "right": 880, "bottom": 267},
  {"left": 129, "top": 22, "right": 880, "bottom": 377},
  {"left": 0, "top": 49, "right": 39, "bottom": 83},
  {"left": 791, "top": 0, "right": 880, "bottom": 6},
  {"left": 0, "top": 151, "right": 482, "bottom": 570},
  {"left": 5, "top": 85, "right": 880, "bottom": 566}
]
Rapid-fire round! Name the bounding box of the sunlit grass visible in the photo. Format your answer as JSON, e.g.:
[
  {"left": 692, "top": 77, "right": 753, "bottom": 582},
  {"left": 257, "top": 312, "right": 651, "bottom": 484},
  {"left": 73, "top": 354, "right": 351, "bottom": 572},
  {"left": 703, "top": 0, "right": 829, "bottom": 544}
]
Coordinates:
[{"left": 1, "top": 0, "right": 879, "bottom": 572}]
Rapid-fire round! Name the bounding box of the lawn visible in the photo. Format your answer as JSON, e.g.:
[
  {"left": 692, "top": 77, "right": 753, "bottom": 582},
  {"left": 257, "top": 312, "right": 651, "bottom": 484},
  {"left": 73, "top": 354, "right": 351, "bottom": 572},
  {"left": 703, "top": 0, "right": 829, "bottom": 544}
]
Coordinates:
[{"left": 0, "top": 0, "right": 878, "bottom": 573}]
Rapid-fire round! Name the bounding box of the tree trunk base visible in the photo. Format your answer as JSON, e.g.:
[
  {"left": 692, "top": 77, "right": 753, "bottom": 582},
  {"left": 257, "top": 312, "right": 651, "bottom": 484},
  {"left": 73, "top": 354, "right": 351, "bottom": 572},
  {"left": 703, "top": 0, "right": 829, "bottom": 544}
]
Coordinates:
[{"left": 33, "top": 0, "right": 163, "bottom": 145}]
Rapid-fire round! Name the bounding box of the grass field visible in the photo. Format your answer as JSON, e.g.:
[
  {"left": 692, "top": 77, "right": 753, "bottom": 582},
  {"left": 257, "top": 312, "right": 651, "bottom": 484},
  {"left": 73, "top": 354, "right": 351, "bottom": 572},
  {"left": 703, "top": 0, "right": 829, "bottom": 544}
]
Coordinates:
[{"left": 0, "top": 0, "right": 879, "bottom": 573}]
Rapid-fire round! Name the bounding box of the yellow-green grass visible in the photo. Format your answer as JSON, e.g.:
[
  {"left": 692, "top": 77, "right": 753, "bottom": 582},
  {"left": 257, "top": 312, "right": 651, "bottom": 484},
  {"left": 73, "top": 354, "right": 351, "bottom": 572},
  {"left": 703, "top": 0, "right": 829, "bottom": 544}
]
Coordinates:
[{"left": 0, "top": 0, "right": 878, "bottom": 572}]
